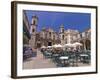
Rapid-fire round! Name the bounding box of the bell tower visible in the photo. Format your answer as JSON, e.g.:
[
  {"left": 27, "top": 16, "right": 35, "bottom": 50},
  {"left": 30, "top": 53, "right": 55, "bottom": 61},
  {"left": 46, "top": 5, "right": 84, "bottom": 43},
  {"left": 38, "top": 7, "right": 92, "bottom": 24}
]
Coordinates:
[
  {"left": 29, "top": 15, "right": 38, "bottom": 48},
  {"left": 60, "top": 24, "right": 64, "bottom": 33},
  {"left": 59, "top": 24, "right": 65, "bottom": 45},
  {"left": 30, "top": 15, "right": 38, "bottom": 34}
]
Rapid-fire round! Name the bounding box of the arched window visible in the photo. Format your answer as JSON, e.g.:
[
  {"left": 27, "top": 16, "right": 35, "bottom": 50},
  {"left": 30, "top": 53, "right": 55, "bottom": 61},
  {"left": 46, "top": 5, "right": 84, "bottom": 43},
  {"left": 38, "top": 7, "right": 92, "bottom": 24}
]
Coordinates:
[
  {"left": 62, "top": 29, "right": 64, "bottom": 33},
  {"left": 49, "top": 32, "right": 51, "bottom": 37},
  {"left": 32, "top": 29, "right": 35, "bottom": 32},
  {"left": 53, "top": 35, "right": 55, "bottom": 39},
  {"left": 62, "top": 35, "right": 64, "bottom": 40},
  {"left": 33, "top": 20, "right": 36, "bottom": 25}
]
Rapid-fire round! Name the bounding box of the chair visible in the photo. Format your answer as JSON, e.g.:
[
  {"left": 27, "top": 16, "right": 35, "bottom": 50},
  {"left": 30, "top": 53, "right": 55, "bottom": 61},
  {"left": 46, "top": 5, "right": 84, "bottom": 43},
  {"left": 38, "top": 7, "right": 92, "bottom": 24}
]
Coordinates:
[{"left": 68, "top": 52, "right": 77, "bottom": 66}]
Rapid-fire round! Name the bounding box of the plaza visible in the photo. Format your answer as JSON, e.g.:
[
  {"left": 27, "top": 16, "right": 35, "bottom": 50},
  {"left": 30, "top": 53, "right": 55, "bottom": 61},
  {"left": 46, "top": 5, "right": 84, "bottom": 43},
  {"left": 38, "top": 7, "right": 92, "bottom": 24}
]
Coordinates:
[
  {"left": 23, "top": 48, "right": 90, "bottom": 69},
  {"left": 23, "top": 10, "right": 91, "bottom": 69}
]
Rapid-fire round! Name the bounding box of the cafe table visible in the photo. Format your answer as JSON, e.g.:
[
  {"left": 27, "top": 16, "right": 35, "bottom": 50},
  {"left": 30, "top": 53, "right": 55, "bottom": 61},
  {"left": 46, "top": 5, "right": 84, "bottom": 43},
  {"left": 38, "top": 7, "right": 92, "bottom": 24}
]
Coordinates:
[
  {"left": 80, "top": 54, "right": 89, "bottom": 63},
  {"left": 59, "top": 56, "right": 69, "bottom": 66}
]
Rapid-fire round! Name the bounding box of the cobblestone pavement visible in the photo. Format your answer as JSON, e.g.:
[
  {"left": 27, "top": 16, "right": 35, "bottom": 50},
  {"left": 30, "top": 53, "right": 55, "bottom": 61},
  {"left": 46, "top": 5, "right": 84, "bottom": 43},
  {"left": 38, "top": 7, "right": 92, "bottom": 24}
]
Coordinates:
[{"left": 23, "top": 49, "right": 57, "bottom": 69}]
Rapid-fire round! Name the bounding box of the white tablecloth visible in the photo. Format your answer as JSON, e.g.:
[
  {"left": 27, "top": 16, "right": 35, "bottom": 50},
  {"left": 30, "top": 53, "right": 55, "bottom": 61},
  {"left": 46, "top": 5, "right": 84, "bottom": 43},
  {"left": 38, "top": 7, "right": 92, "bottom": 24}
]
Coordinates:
[
  {"left": 80, "top": 54, "right": 88, "bottom": 57},
  {"left": 59, "top": 56, "right": 69, "bottom": 60}
]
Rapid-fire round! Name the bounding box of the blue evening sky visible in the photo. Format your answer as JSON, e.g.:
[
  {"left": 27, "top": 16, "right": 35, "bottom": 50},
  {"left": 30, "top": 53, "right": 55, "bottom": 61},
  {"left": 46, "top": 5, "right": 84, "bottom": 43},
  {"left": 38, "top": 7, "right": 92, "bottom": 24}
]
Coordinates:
[{"left": 25, "top": 10, "right": 91, "bottom": 32}]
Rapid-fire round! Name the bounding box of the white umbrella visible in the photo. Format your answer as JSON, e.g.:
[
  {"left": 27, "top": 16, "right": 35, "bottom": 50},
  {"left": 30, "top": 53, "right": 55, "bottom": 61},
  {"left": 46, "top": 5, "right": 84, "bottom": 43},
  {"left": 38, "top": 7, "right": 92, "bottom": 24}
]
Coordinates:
[
  {"left": 64, "top": 43, "right": 75, "bottom": 47},
  {"left": 73, "top": 42, "right": 83, "bottom": 46},
  {"left": 56, "top": 44, "right": 63, "bottom": 48},
  {"left": 41, "top": 46, "right": 46, "bottom": 48},
  {"left": 47, "top": 46, "right": 52, "bottom": 48},
  {"left": 52, "top": 44, "right": 58, "bottom": 47},
  {"left": 52, "top": 44, "right": 63, "bottom": 48}
]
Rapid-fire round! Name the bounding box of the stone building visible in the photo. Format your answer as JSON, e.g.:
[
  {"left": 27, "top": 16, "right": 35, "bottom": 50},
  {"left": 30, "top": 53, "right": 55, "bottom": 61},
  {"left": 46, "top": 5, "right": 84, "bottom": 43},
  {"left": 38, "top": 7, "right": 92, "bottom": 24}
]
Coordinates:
[
  {"left": 80, "top": 28, "right": 91, "bottom": 50},
  {"left": 59, "top": 24, "right": 80, "bottom": 45},
  {"left": 29, "top": 15, "right": 38, "bottom": 48},
  {"left": 37, "top": 27, "right": 60, "bottom": 47},
  {"left": 29, "top": 15, "right": 91, "bottom": 50},
  {"left": 23, "top": 11, "right": 31, "bottom": 45},
  {"left": 30, "top": 27, "right": 61, "bottom": 48}
]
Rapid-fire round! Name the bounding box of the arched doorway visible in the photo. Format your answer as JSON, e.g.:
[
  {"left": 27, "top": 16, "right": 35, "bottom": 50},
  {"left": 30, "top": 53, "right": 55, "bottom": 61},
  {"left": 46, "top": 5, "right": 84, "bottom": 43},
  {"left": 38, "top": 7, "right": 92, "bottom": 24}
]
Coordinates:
[
  {"left": 85, "top": 39, "right": 91, "bottom": 50},
  {"left": 80, "top": 41, "right": 84, "bottom": 50},
  {"left": 36, "top": 41, "right": 41, "bottom": 48},
  {"left": 48, "top": 42, "right": 52, "bottom": 46}
]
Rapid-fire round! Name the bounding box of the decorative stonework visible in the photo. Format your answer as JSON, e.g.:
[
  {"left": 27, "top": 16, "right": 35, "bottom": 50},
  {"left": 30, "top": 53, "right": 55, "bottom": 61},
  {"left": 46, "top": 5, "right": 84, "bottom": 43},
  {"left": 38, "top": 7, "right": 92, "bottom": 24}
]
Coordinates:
[{"left": 29, "top": 15, "right": 91, "bottom": 50}]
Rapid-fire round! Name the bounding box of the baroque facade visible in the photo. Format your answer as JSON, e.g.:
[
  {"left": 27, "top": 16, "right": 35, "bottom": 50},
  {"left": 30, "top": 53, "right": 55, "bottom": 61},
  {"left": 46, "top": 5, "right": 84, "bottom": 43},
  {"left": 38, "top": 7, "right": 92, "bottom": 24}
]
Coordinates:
[{"left": 29, "top": 15, "right": 91, "bottom": 50}]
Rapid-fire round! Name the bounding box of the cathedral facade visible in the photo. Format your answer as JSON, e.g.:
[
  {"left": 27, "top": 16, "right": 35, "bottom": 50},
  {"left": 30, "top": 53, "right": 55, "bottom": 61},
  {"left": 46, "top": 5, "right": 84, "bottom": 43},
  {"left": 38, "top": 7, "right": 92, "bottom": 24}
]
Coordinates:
[{"left": 29, "top": 15, "right": 91, "bottom": 50}]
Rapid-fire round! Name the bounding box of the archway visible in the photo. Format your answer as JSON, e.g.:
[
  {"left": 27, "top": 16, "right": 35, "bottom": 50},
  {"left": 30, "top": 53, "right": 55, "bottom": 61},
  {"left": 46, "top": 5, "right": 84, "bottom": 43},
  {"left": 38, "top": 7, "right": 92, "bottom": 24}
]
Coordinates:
[
  {"left": 36, "top": 41, "right": 41, "bottom": 48},
  {"left": 85, "top": 39, "right": 91, "bottom": 50},
  {"left": 48, "top": 42, "right": 52, "bottom": 46},
  {"left": 80, "top": 41, "right": 84, "bottom": 50}
]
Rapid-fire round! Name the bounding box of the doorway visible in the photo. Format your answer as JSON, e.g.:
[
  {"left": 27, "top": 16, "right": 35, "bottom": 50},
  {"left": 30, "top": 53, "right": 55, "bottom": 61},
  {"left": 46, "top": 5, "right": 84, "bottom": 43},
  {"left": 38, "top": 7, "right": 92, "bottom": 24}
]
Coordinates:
[
  {"left": 48, "top": 42, "right": 52, "bottom": 46},
  {"left": 37, "top": 43, "right": 41, "bottom": 48}
]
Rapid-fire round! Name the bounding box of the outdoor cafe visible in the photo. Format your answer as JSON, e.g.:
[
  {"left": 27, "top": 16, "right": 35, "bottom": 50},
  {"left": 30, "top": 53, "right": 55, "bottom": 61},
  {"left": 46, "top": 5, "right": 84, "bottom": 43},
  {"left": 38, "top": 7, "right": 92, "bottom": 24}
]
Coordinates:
[{"left": 41, "top": 42, "right": 91, "bottom": 67}]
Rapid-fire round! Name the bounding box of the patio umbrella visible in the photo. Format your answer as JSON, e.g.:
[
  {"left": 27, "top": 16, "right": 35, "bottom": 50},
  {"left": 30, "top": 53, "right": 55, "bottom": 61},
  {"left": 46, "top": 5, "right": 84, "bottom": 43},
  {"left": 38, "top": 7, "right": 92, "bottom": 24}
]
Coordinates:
[
  {"left": 41, "top": 46, "right": 46, "bottom": 48},
  {"left": 56, "top": 44, "right": 63, "bottom": 48},
  {"left": 47, "top": 46, "right": 52, "bottom": 48},
  {"left": 64, "top": 43, "right": 75, "bottom": 47},
  {"left": 73, "top": 42, "right": 83, "bottom": 46},
  {"left": 52, "top": 44, "right": 58, "bottom": 47},
  {"left": 52, "top": 44, "right": 63, "bottom": 48}
]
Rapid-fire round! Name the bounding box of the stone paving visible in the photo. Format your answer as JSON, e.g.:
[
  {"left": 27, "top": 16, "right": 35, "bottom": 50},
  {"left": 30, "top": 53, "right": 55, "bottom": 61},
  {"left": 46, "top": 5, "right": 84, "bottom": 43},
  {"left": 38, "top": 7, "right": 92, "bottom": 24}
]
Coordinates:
[
  {"left": 23, "top": 49, "right": 90, "bottom": 69},
  {"left": 23, "top": 49, "right": 57, "bottom": 69}
]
